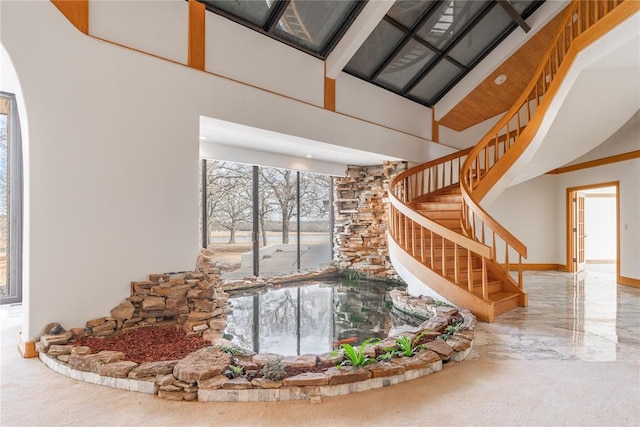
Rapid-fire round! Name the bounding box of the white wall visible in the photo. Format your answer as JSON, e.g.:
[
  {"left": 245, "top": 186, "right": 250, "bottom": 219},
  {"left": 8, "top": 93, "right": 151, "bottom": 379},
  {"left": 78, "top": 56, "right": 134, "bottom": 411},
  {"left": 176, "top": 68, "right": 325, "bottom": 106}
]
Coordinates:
[
  {"left": 487, "top": 174, "right": 560, "bottom": 264},
  {"left": 554, "top": 159, "right": 640, "bottom": 279},
  {"left": 439, "top": 114, "right": 501, "bottom": 150},
  {"left": 0, "top": 1, "right": 444, "bottom": 339},
  {"left": 336, "top": 72, "right": 432, "bottom": 140},
  {"left": 488, "top": 157, "right": 639, "bottom": 280},
  {"left": 89, "top": 0, "right": 188, "bottom": 65},
  {"left": 205, "top": 12, "right": 324, "bottom": 107}
]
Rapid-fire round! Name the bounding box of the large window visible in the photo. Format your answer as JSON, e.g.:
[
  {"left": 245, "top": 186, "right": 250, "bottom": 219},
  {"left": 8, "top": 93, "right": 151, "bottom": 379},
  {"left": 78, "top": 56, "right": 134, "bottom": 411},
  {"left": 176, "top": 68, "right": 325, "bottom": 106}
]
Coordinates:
[
  {"left": 201, "top": 160, "right": 332, "bottom": 279},
  {"left": 0, "top": 93, "right": 22, "bottom": 305}
]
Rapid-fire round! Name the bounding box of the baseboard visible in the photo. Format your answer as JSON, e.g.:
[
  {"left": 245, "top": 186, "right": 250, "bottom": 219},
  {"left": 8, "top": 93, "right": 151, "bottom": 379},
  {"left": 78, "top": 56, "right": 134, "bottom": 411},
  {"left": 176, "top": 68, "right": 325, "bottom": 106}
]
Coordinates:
[
  {"left": 619, "top": 276, "right": 640, "bottom": 288},
  {"left": 509, "top": 263, "right": 566, "bottom": 271},
  {"left": 18, "top": 332, "right": 39, "bottom": 358},
  {"left": 586, "top": 260, "right": 616, "bottom": 264}
]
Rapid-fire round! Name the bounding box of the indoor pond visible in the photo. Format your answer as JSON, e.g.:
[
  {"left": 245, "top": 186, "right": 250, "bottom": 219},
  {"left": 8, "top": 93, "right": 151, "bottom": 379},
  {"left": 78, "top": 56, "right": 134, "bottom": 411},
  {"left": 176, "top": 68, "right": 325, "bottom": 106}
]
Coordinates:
[{"left": 224, "top": 278, "right": 420, "bottom": 356}]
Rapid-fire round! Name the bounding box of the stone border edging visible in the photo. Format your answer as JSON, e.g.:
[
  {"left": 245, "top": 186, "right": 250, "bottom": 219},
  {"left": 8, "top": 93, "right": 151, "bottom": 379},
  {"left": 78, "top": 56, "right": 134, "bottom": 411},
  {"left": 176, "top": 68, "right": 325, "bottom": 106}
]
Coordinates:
[{"left": 38, "top": 344, "right": 474, "bottom": 402}]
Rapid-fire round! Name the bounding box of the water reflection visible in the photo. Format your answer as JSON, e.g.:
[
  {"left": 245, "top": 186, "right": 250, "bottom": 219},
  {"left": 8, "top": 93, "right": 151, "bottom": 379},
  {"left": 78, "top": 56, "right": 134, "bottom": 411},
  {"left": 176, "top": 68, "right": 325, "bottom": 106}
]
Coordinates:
[{"left": 225, "top": 279, "right": 414, "bottom": 356}]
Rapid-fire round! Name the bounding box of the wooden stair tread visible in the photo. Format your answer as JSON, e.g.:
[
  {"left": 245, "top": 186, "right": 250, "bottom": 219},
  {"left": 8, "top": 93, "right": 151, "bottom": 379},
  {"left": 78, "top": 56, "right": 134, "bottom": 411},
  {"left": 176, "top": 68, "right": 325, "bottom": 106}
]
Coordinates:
[{"left": 487, "top": 291, "right": 520, "bottom": 302}]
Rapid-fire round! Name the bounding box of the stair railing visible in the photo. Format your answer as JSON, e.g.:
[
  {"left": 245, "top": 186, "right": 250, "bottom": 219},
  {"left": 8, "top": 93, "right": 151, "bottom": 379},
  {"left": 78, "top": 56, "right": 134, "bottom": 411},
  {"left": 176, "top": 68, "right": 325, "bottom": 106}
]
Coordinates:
[
  {"left": 389, "top": 0, "right": 636, "bottom": 295},
  {"left": 460, "top": 0, "right": 636, "bottom": 288},
  {"left": 389, "top": 148, "right": 494, "bottom": 299}
]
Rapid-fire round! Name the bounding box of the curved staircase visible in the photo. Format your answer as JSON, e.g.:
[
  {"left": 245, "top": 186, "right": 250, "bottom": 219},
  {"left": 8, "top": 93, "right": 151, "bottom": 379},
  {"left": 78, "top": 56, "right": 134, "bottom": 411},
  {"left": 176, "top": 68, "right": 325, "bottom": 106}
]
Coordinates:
[{"left": 387, "top": 0, "right": 639, "bottom": 322}]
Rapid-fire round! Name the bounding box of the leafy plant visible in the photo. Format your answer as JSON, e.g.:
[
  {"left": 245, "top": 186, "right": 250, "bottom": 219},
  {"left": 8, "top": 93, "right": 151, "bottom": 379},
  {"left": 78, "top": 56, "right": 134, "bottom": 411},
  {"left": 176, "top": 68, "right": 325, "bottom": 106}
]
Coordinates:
[
  {"left": 331, "top": 338, "right": 379, "bottom": 368},
  {"left": 376, "top": 350, "right": 395, "bottom": 362},
  {"left": 438, "top": 320, "right": 464, "bottom": 341},
  {"left": 394, "top": 331, "right": 429, "bottom": 357},
  {"left": 260, "top": 356, "right": 286, "bottom": 381},
  {"left": 224, "top": 364, "right": 244, "bottom": 379},
  {"left": 432, "top": 299, "right": 450, "bottom": 307}
]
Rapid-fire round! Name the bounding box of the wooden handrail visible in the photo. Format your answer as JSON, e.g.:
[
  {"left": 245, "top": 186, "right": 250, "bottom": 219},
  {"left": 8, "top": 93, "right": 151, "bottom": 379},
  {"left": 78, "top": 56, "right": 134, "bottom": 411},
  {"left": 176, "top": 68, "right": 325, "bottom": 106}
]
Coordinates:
[
  {"left": 388, "top": 0, "right": 637, "bottom": 299},
  {"left": 459, "top": 0, "right": 637, "bottom": 280}
]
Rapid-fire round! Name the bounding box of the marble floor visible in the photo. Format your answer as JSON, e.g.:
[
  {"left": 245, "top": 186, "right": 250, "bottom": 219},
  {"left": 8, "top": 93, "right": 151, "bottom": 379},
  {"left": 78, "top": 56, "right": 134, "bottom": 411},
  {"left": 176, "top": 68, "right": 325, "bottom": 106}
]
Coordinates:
[
  {"left": 1, "top": 270, "right": 639, "bottom": 426},
  {"left": 471, "top": 270, "right": 640, "bottom": 362}
]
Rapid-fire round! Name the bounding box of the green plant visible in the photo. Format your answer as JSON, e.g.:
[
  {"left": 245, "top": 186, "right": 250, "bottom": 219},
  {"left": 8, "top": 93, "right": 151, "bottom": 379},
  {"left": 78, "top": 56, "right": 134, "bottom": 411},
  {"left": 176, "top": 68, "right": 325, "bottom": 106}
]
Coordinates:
[
  {"left": 376, "top": 350, "right": 395, "bottom": 362},
  {"left": 214, "top": 344, "right": 248, "bottom": 365},
  {"left": 432, "top": 299, "right": 450, "bottom": 307},
  {"left": 260, "top": 356, "right": 286, "bottom": 381},
  {"left": 223, "top": 364, "right": 244, "bottom": 379},
  {"left": 331, "top": 338, "right": 379, "bottom": 368},
  {"left": 439, "top": 320, "right": 464, "bottom": 341},
  {"left": 395, "top": 331, "right": 428, "bottom": 357}
]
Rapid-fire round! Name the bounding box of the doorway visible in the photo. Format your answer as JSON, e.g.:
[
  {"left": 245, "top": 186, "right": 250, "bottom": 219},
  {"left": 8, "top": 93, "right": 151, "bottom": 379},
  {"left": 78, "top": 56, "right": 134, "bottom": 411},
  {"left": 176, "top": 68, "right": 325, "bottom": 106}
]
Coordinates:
[{"left": 566, "top": 182, "right": 619, "bottom": 280}]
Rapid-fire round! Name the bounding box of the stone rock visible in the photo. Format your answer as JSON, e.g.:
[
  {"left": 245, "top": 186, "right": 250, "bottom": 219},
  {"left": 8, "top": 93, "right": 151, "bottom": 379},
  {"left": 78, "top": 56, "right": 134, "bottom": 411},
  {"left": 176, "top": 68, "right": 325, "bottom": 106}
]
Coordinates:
[
  {"left": 454, "top": 330, "right": 475, "bottom": 341},
  {"left": 187, "top": 309, "right": 222, "bottom": 322},
  {"left": 388, "top": 324, "right": 422, "bottom": 337},
  {"left": 392, "top": 356, "right": 430, "bottom": 371},
  {"left": 159, "top": 384, "right": 183, "bottom": 392},
  {"left": 208, "top": 318, "right": 227, "bottom": 331},
  {"left": 459, "top": 309, "right": 476, "bottom": 330},
  {"left": 156, "top": 373, "right": 176, "bottom": 386},
  {"left": 282, "top": 372, "right": 329, "bottom": 387},
  {"left": 194, "top": 299, "right": 214, "bottom": 311},
  {"left": 148, "top": 274, "right": 168, "bottom": 282},
  {"left": 327, "top": 367, "right": 372, "bottom": 385},
  {"left": 68, "top": 351, "right": 126, "bottom": 373},
  {"left": 40, "top": 332, "right": 73, "bottom": 347},
  {"left": 173, "top": 347, "right": 232, "bottom": 383},
  {"left": 158, "top": 390, "right": 187, "bottom": 401},
  {"left": 142, "top": 296, "right": 166, "bottom": 310},
  {"left": 129, "top": 360, "right": 179, "bottom": 378},
  {"left": 417, "top": 349, "right": 442, "bottom": 364},
  {"left": 110, "top": 301, "right": 135, "bottom": 321},
  {"left": 198, "top": 375, "right": 229, "bottom": 390},
  {"left": 41, "top": 322, "right": 64, "bottom": 336},
  {"left": 237, "top": 359, "right": 259, "bottom": 371},
  {"left": 202, "top": 330, "right": 223, "bottom": 342},
  {"left": 447, "top": 338, "right": 471, "bottom": 352},
  {"left": 317, "top": 352, "right": 342, "bottom": 369},
  {"left": 70, "top": 327, "right": 90, "bottom": 339},
  {"left": 91, "top": 320, "right": 116, "bottom": 334},
  {"left": 222, "top": 377, "right": 252, "bottom": 390},
  {"left": 252, "top": 353, "right": 283, "bottom": 367},
  {"left": 35, "top": 341, "right": 48, "bottom": 354},
  {"left": 71, "top": 346, "right": 91, "bottom": 356},
  {"left": 57, "top": 354, "right": 70, "bottom": 363},
  {"left": 86, "top": 317, "right": 106, "bottom": 328},
  {"left": 165, "top": 297, "right": 188, "bottom": 309},
  {"left": 282, "top": 355, "right": 317, "bottom": 369},
  {"left": 98, "top": 361, "right": 138, "bottom": 378},
  {"left": 139, "top": 308, "right": 180, "bottom": 318},
  {"left": 47, "top": 344, "right": 74, "bottom": 357},
  {"left": 184, "top": 392, "right": 198, "bottom": 402},
  {"left": 419, "top": 316, "right": 449, "bottom": 332},
  {"left": 251, "top": 378, "right": 283, "bottom": 389},
  {"left": 187, "top": 289, "right": 214, "bottom": 299},
  {"left": 152, "top": 284, "right": 191, "bottom": 299},
  {"left": 424, "top": 340, "right": 454, "bottom": 360},
  {"left": 367, "top": 362, "right": 405, "bottom": 378},
  {"left": 192, "top": 324, "right": 209, "bottom": 332}
]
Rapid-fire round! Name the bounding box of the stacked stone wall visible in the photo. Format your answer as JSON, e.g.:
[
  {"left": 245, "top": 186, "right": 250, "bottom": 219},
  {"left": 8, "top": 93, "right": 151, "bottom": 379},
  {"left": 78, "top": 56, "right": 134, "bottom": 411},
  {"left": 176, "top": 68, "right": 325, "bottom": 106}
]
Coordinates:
[
  {"left": 37, "top": 250, "right": 228, "bottom": 351},
  {"left": 333, "top": 161, "right": 406, "bottom": 280}
]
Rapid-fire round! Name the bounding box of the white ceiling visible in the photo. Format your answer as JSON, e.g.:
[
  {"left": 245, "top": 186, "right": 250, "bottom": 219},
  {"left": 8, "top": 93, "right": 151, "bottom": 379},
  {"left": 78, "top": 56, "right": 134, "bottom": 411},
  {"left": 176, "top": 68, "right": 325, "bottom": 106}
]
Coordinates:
[{"left": 199, "top": 116, "right": 401, "bottom": 170}]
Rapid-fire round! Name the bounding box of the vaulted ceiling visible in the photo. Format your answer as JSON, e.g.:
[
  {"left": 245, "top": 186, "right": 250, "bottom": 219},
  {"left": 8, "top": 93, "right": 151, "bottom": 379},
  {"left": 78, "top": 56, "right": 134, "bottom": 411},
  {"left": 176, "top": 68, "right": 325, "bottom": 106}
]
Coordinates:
[{"left": 199, "top": 0, "right": 546, "bottom": 121}]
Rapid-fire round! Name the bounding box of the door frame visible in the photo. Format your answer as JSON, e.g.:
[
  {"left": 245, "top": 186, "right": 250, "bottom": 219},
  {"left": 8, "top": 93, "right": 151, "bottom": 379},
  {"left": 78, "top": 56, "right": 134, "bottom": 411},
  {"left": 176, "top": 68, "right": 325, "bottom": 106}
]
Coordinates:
[{"left": 566, "top": 181, "right": 620, "bottom": 281}]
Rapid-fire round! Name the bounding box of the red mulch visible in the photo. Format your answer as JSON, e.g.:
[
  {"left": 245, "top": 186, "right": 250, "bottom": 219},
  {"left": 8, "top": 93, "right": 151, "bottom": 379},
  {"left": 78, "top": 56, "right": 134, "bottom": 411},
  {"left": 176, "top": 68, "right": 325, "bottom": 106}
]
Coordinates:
[{"left": 71, "top": 326, "right": 209, "bottom": 364}]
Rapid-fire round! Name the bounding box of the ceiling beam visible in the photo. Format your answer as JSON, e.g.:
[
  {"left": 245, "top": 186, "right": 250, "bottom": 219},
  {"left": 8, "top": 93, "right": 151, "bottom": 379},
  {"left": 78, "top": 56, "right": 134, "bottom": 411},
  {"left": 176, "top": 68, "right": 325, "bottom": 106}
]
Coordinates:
[
  {"left": 498, "top": 0, "right": 531, "bottom": 33},
  {"left": 324, "top": 0, "right": 395, "bottom": 79}
]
